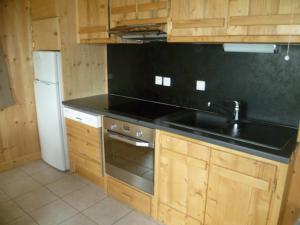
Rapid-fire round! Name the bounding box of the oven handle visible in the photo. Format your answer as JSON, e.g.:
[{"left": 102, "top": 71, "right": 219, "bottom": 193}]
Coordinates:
[{"left": 107, "top": 132, "right": 152, "bottom": 148}]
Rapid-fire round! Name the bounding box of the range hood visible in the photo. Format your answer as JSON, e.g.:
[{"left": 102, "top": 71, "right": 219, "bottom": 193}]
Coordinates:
[{"left": 109, "top": 23, "right": 167, "bottom": 43}]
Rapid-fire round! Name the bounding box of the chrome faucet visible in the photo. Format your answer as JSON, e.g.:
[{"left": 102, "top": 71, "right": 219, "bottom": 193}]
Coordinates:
[
  {"left": 233, "top": 101, "right": 241, "bottom": 122},
  {"left": 208, "top": 100, "right": 242, "bottom": 123}
]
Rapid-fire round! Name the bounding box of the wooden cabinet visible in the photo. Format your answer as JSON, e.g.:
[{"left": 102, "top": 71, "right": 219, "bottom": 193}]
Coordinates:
[
  {"left": 31, "top": 0, "right": 61, "bottom": 50},
  {"left": 157, "top": 132, "right": 210, "bottom": 225},
  {"left": 169, "top": 0, "right": 227, "bottom": 38},
  {"left": 32, "top": 17, "right": 61, "bottom": 50},
  {"left": 155, "top": 131, "right": 292, "bottom": 225},
  {"left": 107, "top": 176, "right": 152, "bottom": 216},
  {"left": 76, "top": 0, "right": 114, "bottom": 44},
  {"left": 205, "top": 150, "right": 277, "bottom": 225},
  {"left": 31, "top": 0, "right": 58, "bottom": 20},
  {"left": 168, "top": 0, "right": 300, "bottom": 43},
  {"left": 109, "top": 0, "right": 170, "bottom": 28},
  {"left": 227, "top": 0, "right": 300, "bottom": 36},
  {"left": 66, "top": 118, "right": 104, "bottom": 187}
]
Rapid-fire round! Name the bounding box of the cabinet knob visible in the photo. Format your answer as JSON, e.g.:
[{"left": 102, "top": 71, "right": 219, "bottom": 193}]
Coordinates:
[
  {"left": 136, "top": 131, "right": 143, "bottom": 138},
  {"left": 110, "top": 124, "right": 117, "bottom": 130}
]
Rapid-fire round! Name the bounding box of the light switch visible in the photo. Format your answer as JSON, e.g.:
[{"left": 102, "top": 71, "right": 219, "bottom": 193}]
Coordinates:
[
  {"left": 163, "top": 77, "right": 171, "bottom": 87},
  {"left": 155, "top": 76, "right": 163, "bottom": 85},
  {"left": 196, "top": 80, "right": 206, "bottom": 91}
]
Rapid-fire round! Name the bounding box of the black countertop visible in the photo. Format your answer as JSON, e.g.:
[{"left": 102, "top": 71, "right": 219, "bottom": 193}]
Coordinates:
[{"left": 63, "top": 94, "right": 298, "bottom": 164}]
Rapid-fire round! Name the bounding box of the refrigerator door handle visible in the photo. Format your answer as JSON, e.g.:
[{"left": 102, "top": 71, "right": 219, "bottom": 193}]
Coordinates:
[{"left": 35, "top": 79, "right": 56, "bottom": 85}]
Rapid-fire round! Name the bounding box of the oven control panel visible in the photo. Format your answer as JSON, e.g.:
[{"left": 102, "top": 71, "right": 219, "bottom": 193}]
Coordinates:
[{"left": 103, "top": 117, "right": 154, "bottom": 143}]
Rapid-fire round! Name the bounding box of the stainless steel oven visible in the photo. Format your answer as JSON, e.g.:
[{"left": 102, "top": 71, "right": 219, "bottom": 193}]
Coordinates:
[{"left": 103, "top": 117, "right": 155, "bottom": 194}]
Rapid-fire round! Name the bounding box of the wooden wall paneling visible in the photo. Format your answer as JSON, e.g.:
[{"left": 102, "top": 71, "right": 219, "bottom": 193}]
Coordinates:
[
  {"left": 56, "top": 0, "right": 108, "bottom": 100},
  {"left": 0, "top": 47, "right": 14, "bottom": 109},
  {"left": 0, "top": 0, "right": 41, "bottom": 172}
]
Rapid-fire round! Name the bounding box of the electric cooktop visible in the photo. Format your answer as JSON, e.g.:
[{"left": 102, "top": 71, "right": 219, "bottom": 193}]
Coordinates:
[{"left": 107, "top": 100, "right": 181, "bottom": 120}]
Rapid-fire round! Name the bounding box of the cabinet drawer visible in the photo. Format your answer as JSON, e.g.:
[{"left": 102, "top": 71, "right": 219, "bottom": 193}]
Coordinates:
[
  {"left": 158, "top": 203, "right": 201, "bottom": 225},
  {"left": 211, "top": 149, "right": 276, "bottom": 180},
  {"left": 160, "top": 133, "right": 210, "bottom": 161},
  {"left": 107, "top": 176, "right": 152, "bottom": 216}
]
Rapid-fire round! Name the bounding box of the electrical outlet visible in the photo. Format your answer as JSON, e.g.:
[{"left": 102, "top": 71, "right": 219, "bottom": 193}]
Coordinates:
[
  {"left": 155, "top": 76, "right": 163, "bottom": 85},
  {"left": 163, "top": 77, "right": 171, "bottom": 87},
  {"left": 196, "top": 80, "right": 206, "bottom": 91}
]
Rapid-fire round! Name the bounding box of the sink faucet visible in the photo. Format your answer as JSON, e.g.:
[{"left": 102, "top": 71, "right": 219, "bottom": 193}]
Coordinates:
[
  {"left": 233, "top": 101, "right": 241, "bottom": 122},
  {"left": 208, "top": 100, "right": 242, "bottom": 123}
]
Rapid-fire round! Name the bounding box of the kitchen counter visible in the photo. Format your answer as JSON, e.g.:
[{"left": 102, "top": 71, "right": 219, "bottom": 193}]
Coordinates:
[{"left": 63, "top": 94, "right": 298, "bottom": 163}]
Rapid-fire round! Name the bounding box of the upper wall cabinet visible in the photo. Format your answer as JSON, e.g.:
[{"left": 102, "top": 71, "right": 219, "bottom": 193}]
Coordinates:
[
  {"left": 168, "top": 0, "right": 300, "bottom": 43},
  {"left": 31, "top": 0, "right": 58, "bottom": 20},
  {"left": 31, "top": 0, "right": 61, "bottom": 50},
  {"left": 169, "top": 0, "right": 228, "bottom": 38},
  {"left": 109, "top": 0, "right": 170, "bottom": 28},
  {"left": 227, "top": 0, "right": 300, "bottom": 36},
  {"left": 76, "top": 0, "right": 114, "bottom": 43},
  {"left": 32, "top": 17, "right": 61, "bottom": 50}
]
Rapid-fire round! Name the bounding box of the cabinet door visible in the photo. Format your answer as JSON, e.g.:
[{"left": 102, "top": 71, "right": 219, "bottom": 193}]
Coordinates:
[
  {"left": 31, "top": 0, "right": 58, "bottom": 20},
  {"left": 32, "top": 17, "right": 61, "bottom": 50},
  {"left": 204, "top": 150, "right": 277, "bottom": 225},
  {"left": 109, "top": 0, "right": 170, "bottom": 28},
  {"left": 228, "top": 0, "right": 300, "bottom": 36},
  {"left": 169, "top": 0, "right": 228, "bottom": 38},
  {"left": 76, "top": 0, "right": 113, "bottom": 43},
  {"left": 158, "top": 148, "right": 208, "bottom": 224},
  {"left": 66, "top": 119, "right": 102, "bottom": 163}
]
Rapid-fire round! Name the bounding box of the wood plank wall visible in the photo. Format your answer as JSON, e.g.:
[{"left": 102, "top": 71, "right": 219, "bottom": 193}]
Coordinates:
[
  {"left": 0, "top": 0, "right": 41, "bottom": 171},
  {"left": 57, "top": 0, "right": 107, "bottom": 100}
]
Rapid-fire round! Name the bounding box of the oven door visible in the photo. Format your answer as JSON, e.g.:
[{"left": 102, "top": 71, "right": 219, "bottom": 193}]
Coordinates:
[{"left": 104, "top": 129, "right": 154, "bottom": 194}]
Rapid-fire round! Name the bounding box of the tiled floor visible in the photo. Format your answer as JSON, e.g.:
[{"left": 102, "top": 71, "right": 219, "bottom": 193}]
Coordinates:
[{"left": 0, "top": 160, "right": 159, "bottom": 225}]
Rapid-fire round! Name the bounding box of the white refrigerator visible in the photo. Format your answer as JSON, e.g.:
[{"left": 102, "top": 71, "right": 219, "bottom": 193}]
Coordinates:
[{"left": 33, "top": 51, "right": 69, "bottom": 171}]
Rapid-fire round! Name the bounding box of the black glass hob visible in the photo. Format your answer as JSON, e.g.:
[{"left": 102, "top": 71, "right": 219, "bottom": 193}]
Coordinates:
[{"left": 107, "top": 100, "right": 181, "bottom": 120}]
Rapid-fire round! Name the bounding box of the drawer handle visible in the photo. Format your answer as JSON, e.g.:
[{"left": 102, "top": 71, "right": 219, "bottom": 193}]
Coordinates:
[
  {"left": 121, "top": 192, "right": 133, "bottom": 201},
  {"left": 75, "top": 117, "right": 83, "bottom": 121}
]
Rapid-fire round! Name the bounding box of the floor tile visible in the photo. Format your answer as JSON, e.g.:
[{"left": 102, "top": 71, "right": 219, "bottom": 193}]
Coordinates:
[
  {"left": 0, "top": 168, "right": 28, "bottom": 185},
  {"left": 114, "top": 211, "right": 158, "bottom": 225},
  {"left": 31, "top": 166, "right": 67, "bottom": 185},
  {"left": 20, "top": 160, "right": 52, "bottom": 175},
  {"left": 0, "top": 176, "right": 42, "bottom": 198},
  {"left": 46, "top": 174, "right": 88, "bottom": 197},
  {"left": 0, "top": 200, "right": 26, "bottom": 225},
  {"left": 29, "top": 199, "right": 78, "bottom": 225},
  {"left": 83, "top": 198, "right": 132, "bottom": 225},
  {"left": 6, "top": 214, "right": 38, "bottom": 225},
  {"left": 0, "top": 188, "right": 10, "bottom": 202},
  {"left": 15, "top": 187, "right": 58, "bottom": 213},
  {"left": 59, "top": 214, "right": 97, "bottom": 225},
  {"left": 62, "top": 184, "right": 106, "bottom": 211}
]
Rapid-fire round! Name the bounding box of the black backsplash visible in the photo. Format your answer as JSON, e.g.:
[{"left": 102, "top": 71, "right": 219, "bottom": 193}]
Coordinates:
[{"left": 107, "top": 43, "right": 300, "bottom": 127}]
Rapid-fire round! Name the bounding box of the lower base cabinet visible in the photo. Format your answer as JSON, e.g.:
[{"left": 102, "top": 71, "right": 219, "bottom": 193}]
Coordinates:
[
  {"left": 107, "top": 176, "right": 152, "bottom": 216},
  {"left": 66, "top": 118, "right": 104, "bottom": 187},
  {"left": 158, "top": 203, "right": 202, "bottom": 225},
  {"left": 155, "top": 131, "right": 292, "bottom": 225}
]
